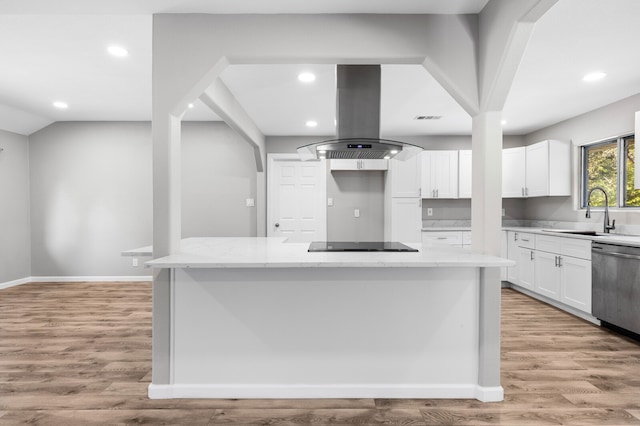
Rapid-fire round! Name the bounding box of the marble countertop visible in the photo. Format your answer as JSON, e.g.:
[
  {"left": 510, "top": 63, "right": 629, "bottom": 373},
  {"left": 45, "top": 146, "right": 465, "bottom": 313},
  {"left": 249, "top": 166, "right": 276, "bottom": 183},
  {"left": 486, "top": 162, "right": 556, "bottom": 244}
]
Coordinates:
[
  {"left": 139, "top": 237, "right": 513, "bottom": 269},
  {"left": 422, "top": 225, "right": 640, "bottom": 247}
]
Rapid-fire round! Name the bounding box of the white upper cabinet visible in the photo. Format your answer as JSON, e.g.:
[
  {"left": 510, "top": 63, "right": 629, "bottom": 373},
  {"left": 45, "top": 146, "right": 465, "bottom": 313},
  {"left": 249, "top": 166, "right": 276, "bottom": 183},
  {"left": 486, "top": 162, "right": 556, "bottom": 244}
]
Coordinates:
[
  {"left": 502, "top": 147, "right": 526, "bottom": 198},
  {"left": 526, "top": 140, "right": 571, "bottom": 197},
  {"left": 330, "top": 159, "right": 388, "bottom": 171},
  {"left": 503, "top": 140, "right": 570, "bottom": 198},
  {"left": 389, "top": 154, "right": 421, "bottom": 198},
  {"left": 421, "top": 151, "right": 459, "bottom": 199},
  {"left": 458, "top": 150, "right": 472, "bottom": 199}
]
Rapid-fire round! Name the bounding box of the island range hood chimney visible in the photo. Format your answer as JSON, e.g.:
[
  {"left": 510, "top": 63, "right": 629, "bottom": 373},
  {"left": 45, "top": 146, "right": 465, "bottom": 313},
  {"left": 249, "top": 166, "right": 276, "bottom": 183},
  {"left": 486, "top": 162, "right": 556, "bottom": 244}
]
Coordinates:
[{"left": 297, "top": 65, "right": 421, "bottom": 161}]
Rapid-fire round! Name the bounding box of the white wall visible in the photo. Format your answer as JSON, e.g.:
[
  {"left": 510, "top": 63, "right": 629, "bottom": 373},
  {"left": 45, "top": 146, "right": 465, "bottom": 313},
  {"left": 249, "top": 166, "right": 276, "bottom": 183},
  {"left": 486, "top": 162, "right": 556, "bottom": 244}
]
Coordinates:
[
  {"left": 522, "top": 92, "right": 640, "bottom": 225},
  {"left": 28, "top": 121, "right": 256, "bottom": 278},
  {"left": 181, "top": 122, "right": 257, "bottom": 237},
  {"left": 0, "top": 129, "right": 31, "bottom": 283},
  {"left": 29, "top": 122, "right": 153, "bottom": 277}
]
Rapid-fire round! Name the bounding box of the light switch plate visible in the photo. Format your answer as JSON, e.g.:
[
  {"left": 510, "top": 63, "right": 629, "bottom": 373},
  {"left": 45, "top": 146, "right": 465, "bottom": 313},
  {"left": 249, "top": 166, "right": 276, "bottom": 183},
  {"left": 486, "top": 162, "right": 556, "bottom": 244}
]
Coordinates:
[
  {"left": 327, "top": 197, "right": 333, "bottom": 206},
  {"left": 246, "top": 198, "right": 255, "bottom": 207},
  {"left": 354, "top": 209, "right": 360, "bottom": 218}
]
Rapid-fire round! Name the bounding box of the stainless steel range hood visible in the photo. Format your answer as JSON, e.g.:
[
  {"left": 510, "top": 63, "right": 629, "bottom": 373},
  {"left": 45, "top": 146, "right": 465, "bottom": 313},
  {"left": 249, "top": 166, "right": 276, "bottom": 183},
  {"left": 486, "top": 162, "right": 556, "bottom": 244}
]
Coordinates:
[{"left": 297, "top": 65, "right": 421, "bottom": 161}]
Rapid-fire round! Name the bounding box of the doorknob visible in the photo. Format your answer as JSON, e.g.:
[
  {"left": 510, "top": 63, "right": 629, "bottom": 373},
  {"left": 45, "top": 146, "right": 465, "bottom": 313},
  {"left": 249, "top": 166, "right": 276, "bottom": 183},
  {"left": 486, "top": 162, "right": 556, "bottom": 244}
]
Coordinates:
[{"left": 275, "top": 223, "right": 280, "bottom": 228}]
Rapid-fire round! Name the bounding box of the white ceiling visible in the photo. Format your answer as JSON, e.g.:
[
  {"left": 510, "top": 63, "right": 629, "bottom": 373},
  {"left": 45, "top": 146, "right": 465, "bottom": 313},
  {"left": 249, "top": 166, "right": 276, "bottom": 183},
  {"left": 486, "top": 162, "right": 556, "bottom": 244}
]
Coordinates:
[{"left": 1, "top": 0, "right": 639, "bottom": 137}]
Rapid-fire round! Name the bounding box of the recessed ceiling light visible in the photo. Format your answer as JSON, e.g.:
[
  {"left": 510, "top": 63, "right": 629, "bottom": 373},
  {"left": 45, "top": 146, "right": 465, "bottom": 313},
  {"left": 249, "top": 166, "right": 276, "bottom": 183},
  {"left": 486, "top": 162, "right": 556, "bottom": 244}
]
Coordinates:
[
  {"left": 53, "top": 101, "right": 68, "bottom": 109},
  {"left": 384, "top": 156, "right": 391, "bottom": 160},
  {"left": 305, "top": 120, "right": 318, "bottom": 127},
  {"left": 108, "top": 45, "right": 129, "bottom": 57},
  {"left": 188, "top": 103, "right": 194, "bottom": 109},
  {"left": 583, "top": 72, "right": 606, "bottom": 82},
  {"left": 501, "top": 120, "right": 507, "bottom": 126},
  {"left": 390, "top": 150, "right": 398, "bottom": 155},
  {"left": 298, "top": 72, "right": 316, "bottom": 83}
]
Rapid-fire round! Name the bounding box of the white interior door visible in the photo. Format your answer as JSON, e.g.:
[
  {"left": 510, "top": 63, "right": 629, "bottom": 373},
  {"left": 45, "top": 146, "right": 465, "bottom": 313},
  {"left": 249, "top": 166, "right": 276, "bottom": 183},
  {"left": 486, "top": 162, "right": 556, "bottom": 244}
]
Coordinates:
[{"left": 268, "top": 155, "right": 327, "bottom": 243}]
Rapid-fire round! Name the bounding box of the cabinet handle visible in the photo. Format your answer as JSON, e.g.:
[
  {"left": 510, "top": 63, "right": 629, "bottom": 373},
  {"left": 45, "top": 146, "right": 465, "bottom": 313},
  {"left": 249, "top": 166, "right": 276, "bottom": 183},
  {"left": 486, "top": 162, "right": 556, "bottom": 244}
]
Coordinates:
[
  {"left": 522, "top": 187, "right": 525, "bottom": 196},
  {"left": 437, "top": 237, "right": 447, "bottom": 240},
  {"left": 525, "top": 187, "right": 529, "bottom": 196},
  {"left": 530, "top": 251, "right": 534, "bottom": 261},
  {"left": 436, "top": 189, "right": 439, "bottom": 197},
  {"left": 554, "top": 256, "right": 558, "bottom": 267},
  {"left": 558, "top": 256, "right": 562, "bottom": 267},
  {"left": 514, "top": 232, "right": 518, "bottom": 241},
  {"left": 521, "top": 238, "right": 530, "bottom": 242}
]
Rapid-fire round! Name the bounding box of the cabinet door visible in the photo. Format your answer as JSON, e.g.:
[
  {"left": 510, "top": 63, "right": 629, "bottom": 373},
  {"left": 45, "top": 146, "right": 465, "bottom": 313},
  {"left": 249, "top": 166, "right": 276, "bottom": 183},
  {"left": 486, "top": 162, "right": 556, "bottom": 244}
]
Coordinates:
[
  {"left": 330, "top": 159, "right": 388, "bottom": 170},
  {"left": 534, "top": 250, "right": 561, "bottom": 301},
  {"left": 432, "top": 151, "right": 459, "bottom": 198},
  {"left": 507, "top": 231, "right": 519, "bottom": 283},
  {"left": 390, "top": 155, "right": 421, "bottom": 198},
  {"left": 421, "top": 151, "right": 458, "bottom": 199},
  {"left": 517, "top": 247, "right": 535, "bottom": 290},
  {"left": 560, "top": 256, "right": 592, "bottom": 313},
  {"left": 391, "top": 198, "right": 422, "bottom": 243},
  {"left": 458, "top": 150, "right": 472, "bottom": 199},
  {"left": 420, "top": 152, "right": 434, "bottom": 197},
  {"left": 502, "top": 147, "right": 526, "bottom": 198},
  {"left": 525, "top": 141, "right": 550, "bottom": 197}
]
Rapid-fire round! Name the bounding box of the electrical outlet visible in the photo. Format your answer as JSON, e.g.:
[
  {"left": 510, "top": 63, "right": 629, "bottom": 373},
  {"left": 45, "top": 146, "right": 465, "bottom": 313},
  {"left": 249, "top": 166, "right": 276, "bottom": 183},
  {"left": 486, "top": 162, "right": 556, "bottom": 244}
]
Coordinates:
[
  {"left": 132, "top": 258, "right": 138, "bottom": 267},
  {"left": 354, "top": 209, "right": 360, "bottom": 218},
  {"left": 245, "top": 198, "right": 255, "bottom": 207},
  {"left": 327, "top": 197, "right": 333, "bottom": 206},
  {"left": 427, "top": 208, "right": 433, "bottom": 216}
]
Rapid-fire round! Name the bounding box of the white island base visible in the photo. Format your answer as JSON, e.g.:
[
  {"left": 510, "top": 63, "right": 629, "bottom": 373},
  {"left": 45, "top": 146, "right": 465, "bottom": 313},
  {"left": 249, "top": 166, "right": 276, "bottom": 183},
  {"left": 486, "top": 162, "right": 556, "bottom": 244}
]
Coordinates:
[{"left": 145, "top": 238, "right": 509, "bottom": 402}]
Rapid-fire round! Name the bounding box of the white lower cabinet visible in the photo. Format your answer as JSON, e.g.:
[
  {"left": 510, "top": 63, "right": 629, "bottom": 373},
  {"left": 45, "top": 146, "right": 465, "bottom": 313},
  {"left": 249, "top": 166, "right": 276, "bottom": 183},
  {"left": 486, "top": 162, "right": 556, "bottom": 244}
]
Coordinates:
[
  {"left": 534, "top": 250, "right": 561, "bottom": 300},
  {"left": 422, "top": 231, "right": 463, "bottom": 247},
  {"left": 517, "top": 247, "right": 535, "bottom": 290},
  {"left": 505, "top": 231, "right": 593, "bottom": 317},
  {"left": 559, "top": 256, "right": 592, "bottom": 313}
]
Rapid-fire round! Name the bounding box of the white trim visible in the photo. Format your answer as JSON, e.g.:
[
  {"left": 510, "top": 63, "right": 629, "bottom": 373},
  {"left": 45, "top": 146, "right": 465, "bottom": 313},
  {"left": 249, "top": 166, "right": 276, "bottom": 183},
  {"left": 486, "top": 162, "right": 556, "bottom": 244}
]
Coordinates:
[
  {"left": 149, "top": 383, "right": 503, "bottom": 402},
  {"left": 30, "top": 276, "right": 152, "bottom": 283},
  {"left": 0, "top": 277, "right": 31, "bottom": 290}
]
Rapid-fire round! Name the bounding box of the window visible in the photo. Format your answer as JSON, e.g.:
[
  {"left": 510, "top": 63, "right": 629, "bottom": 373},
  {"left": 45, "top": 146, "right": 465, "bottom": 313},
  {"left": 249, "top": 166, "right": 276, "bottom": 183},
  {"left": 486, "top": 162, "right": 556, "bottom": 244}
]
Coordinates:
[{"left": 582, "top": 134, "right": 638, "bottom": 208}]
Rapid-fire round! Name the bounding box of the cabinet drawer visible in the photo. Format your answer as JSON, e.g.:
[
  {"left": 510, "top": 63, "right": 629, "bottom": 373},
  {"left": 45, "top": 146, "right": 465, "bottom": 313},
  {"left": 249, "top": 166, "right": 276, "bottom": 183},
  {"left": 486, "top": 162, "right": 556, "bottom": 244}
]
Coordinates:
[
  {"left": 422, "top": 231, "right": 462, "bottom": 247},
  {"left": 536, "top": 234, "right": 591, "bottom": 260},
  {"left": 515, "top": 232, "right": 535, "bottom": 249}
]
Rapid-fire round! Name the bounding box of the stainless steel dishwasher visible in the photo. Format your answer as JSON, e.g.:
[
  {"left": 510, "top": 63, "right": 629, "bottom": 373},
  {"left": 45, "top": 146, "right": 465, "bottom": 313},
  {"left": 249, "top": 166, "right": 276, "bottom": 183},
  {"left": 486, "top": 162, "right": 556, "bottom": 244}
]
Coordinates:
[{"left": 592, "top": 241, "right": 640, "bottom": 336}]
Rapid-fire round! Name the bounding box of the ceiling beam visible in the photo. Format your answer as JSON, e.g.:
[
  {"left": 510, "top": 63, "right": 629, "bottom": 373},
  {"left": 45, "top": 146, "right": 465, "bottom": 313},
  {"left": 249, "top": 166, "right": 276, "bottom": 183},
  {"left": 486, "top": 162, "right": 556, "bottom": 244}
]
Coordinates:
[
  {"left": 200, "top": 78, "right": 266, "bottom": 172},
  {"left": 478, "top": 0, "right": 559, "bottom": 112}
]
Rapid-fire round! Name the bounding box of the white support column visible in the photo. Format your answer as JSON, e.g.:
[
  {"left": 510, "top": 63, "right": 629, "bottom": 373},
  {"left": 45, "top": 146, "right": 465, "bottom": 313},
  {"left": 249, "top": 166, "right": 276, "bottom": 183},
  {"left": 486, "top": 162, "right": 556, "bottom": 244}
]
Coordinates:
[
  {"left": 471, "top": 111, "right": 503, "bottom": 256},
  {"left": 471, "top": 112, "right": 503, "bottom": 392},
  {"left": 151, "top": 113, "right": 182, "bottom": 385}
]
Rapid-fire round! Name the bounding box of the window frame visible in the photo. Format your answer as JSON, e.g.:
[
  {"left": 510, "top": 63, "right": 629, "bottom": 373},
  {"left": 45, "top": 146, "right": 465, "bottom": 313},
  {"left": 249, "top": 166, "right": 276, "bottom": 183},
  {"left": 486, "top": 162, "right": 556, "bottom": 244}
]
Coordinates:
[{"left": 581, "top": 133, "right": 639, "bottom": 210}]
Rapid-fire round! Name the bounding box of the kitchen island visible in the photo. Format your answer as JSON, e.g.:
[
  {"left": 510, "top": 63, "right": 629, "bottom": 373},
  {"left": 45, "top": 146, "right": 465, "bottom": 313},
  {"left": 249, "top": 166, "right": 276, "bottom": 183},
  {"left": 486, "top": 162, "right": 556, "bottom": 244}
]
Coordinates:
[{"left": 143, "top": 237, "right": 512, "bottom": 402}]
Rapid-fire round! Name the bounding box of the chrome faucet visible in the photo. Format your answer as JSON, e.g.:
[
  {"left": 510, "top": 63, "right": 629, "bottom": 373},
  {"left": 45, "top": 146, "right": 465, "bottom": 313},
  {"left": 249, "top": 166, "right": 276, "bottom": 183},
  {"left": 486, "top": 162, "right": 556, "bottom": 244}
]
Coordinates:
[{"left": 586, "top": 187, "right": 616, "bottom": 233}]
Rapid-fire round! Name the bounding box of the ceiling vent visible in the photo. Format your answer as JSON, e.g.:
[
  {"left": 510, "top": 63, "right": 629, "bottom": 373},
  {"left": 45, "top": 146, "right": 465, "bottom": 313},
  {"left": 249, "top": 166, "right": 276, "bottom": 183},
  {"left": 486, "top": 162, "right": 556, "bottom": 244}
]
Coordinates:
[{"left": 414, "top": 115, "right": 442, "bottom": 120}]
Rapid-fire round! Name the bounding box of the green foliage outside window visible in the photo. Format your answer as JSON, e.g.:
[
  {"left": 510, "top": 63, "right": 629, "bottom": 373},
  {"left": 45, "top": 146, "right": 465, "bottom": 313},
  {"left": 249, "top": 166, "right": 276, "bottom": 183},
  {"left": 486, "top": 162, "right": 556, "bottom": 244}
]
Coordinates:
[
  {"left": 624, "top": 137, "right": 640, "bottom": 206},
  {"left": 585, "top": 141, "right": 617, "bottom": 207},
  {"left": 583, "top": 134, "right": 639, "bottom": 208}
]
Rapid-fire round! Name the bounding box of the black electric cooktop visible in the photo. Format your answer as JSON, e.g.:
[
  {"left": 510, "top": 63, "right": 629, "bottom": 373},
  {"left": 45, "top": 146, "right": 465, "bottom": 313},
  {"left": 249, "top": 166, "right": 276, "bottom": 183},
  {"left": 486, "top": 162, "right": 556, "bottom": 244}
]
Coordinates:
[{"left": 308, "top": 241, "right": 418, "bottom": 252}]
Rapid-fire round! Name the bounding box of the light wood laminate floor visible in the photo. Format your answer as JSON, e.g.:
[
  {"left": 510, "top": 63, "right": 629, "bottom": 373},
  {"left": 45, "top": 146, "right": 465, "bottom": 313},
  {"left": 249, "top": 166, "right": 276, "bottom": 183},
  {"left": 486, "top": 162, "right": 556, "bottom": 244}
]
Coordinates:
[{"left": 1, "top": 282, "right": 639, "bottom": 425}]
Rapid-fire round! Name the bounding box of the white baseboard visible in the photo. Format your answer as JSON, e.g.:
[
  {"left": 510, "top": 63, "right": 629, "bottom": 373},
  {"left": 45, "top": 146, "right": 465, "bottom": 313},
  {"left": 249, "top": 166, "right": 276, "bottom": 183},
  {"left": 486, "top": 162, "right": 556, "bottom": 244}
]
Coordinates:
[
  {"left": 1, "top": 276, "right": 152, "bottom": 289},
  {"left": 148, "top": 383, "right": 504, "bottom": 402},
  {"left": 30, "top": 276, "right": 152, "bottom": 283},
  {"left": 0, "top": 277, "right": 31, "bottom": 290}
]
